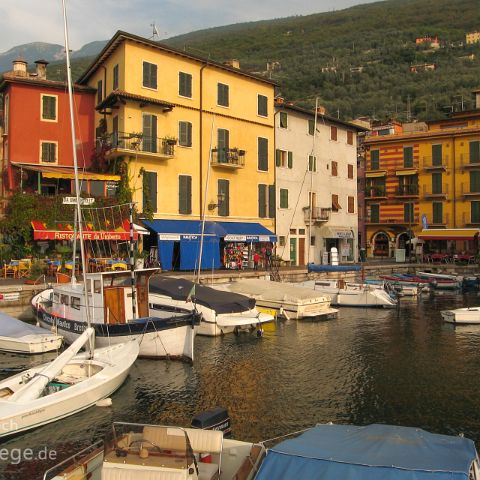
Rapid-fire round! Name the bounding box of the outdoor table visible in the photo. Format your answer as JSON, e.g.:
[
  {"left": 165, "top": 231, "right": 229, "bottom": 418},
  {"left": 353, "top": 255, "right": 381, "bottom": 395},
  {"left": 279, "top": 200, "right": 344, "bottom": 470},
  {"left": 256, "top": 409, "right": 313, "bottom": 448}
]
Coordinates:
[
  {"left": 453, "top": 254, "right": 476, "bottom": 264},
  {"left": 429, "top": 253, "right": 450, "bottom": 263}
]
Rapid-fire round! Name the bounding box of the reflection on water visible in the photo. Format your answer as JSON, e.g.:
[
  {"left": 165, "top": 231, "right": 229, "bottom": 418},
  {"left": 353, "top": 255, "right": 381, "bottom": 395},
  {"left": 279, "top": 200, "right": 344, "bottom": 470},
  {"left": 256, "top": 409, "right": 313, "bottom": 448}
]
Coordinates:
[{"left": 3, "top": 291, "right": 480, "bottom": 478}]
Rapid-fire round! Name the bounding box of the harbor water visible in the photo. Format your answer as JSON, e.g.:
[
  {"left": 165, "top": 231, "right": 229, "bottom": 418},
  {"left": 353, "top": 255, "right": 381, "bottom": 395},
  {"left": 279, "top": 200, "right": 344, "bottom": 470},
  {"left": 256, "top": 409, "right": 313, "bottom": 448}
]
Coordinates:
[{"left": 2, "top": 289, "right": 480, "bottom": 478}]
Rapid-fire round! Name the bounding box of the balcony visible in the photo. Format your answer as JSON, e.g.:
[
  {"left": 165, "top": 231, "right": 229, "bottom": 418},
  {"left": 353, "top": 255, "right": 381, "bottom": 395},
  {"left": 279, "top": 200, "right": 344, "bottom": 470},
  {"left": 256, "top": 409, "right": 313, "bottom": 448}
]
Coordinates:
[
  {"left": 303, "top": 207, "right": 331, "bottom": 224},
  {"left": 461, "top": 183, "right": 480, "bottom": 197},
  {"left": 365, "top": 187, "right": 387, "bottom": 200},
  {"left": 460, "top": 153, "right": 480, "bottom": 170},
  {"left": 462, "top": 212, "right": 480, "bottom": 227},
  {"left": 394, "top": 184, "right": 419, "bottom": 198},
  {"left": 423, "top": 184, "right": 449, "bottom": 200},
  {"left": 366, "top": 216, "right": 419, "bottom": 226},
  {"left": 422, "top": 155, "right": 449, "bottom": 171},
  {"left": 99, "top": 131, "right": 175, "bottom": 160},
  {"left": 211, "top": 148, "right": 245, "bottom": 168}
]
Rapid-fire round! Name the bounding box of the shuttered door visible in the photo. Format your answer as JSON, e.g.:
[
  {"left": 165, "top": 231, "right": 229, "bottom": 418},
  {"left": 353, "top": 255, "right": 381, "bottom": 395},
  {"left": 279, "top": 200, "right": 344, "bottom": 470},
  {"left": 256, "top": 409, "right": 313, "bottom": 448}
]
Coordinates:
[
  {"left": 218, "top": 129, "right": 229, "bottom": 163},
  {"left": 143, "top": 115, "right": 157, "bottom": 153}
]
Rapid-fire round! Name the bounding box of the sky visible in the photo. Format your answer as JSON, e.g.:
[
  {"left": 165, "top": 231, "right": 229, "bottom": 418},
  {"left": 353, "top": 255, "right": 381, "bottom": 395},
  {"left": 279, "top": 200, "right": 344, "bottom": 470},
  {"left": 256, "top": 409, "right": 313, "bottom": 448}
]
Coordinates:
[{"left": 0, "top": 0, "right": 380, "bottom": 53}]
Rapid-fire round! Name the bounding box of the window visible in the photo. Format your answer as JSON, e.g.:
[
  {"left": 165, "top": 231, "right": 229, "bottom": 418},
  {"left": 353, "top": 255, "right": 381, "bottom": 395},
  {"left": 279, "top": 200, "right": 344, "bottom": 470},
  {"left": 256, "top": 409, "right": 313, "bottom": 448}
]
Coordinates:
[
  {"left": 404, "top": 202, "right": 414, "bottom": 222},
  {"left": 143, "top": 61, "right": 157, "bottom": 89},
  {"left": 308, "top": 119, "right": 315, "bottom": 135},
  {"left": 275, "top": 150, "right": 292, "bottom": 168},
  {"left": 258, "top": 95, "right": 268, "bottom": 117},
  {"left": 179, "top": 175, "right": 192, "bottom": 214},
  {"left": 90, "top": 180, "right": 104, "bottom": 197},
  {"left": 371, "top": 149, "right": 380, "bottom": 170},
  {"left": 218, "top": 179, "right": 229, "bottom": 216},
  {"left": 347, "top": 130, "right": 354, "bottom": 145},
  {"left": 432, "top": 144, "right": 442, "bottom": 166},
  {"left": 179, "top": 121, "right": 192, "bottom": 147},
  {"left": 310, "top": 236, "right": 316, "bottom": 246},
  {"left": 279, "top": 236, "right": 286, "bottom": 247},
  {"left": 258, "top": 184, "right": 267, "bottom": 218},
  {"left": 71, "top": 297, "right": 80, "bottom": 310},
  {"left": 432, "top": 202, "right": 443, "bottom": 224},
  {"left": 179, "top": 72, "right": 192, "bottom": 98},
  {"left": 331, "top": 161, "right": 338, "bottom": 176},
  {"left": 143, "top": 171, "right": 157, "bottom": 213},
  {"left": 308, "top": 155, "right": 316, "bottom": 172},
  {"left": 471, "top": 171, "right": 480, "bottom": 193},
  {"left": 348, "top": 164, "right": 354, "bottom": 179},
  {"left": 348, "top": 196, "right": 355, "bottom": 213},
  {"left": 470, "top": 141, "right": 480, "bottom": 164},
  {"left": 40, "top": 142, "right": 57, "bottom": 163},
  {"left": 97, "top": 79, "right": 103, "bottom": 104},
  {"left": 472, "top": 201, "right": 480, "bottom": 223},
  {"left": 143, "top": 114, "right": 158, "bottom": 153},
  {"left": 279, "top": 188, "right": 289, "bottom": 208},
  {"left": 299, "top": 229, "right": 305, "bottom": 235},
  {"left": 370, "top": 204, "right": 380, "bottom": 223},
  {"left": 268, "top": 185, "right": 275, "bottom": 218},
  {"left": 217, "top": 83, "right": 229, "bottom": 107},
  {"left": 330, "top": 126, "right": 337, "bottom": 141},
  {"left": 61, "top": 295, "right": 69, "bottom": 305},
  {"left": 258, "top": 137, "right": 268, "bottom": 171},
  {"left": 403, "top": 146, "right": 413, "bottom": 168},
  {"left": 113, "top": 64, "right": 119, "bottom": 90},
  {"left": 432, "top": 172, "right": 442, "bottom": 194},
  {"left": 332, "top": 194, "right": 341, "bottom": 212},
  {"left": 41, "top": 95, "right": 57, "bottom": 121},
  {"left": 279, "top": 112, "right": 288, "bottom": 128},
  {"left": 217, "top": 129, "right": 230, "bottom": 162}
]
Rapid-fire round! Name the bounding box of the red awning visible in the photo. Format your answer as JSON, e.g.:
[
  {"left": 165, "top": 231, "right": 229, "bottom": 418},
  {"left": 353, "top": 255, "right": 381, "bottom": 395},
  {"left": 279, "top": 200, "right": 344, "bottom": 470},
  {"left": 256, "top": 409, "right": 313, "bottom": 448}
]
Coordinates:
[{"left": 31, "top": 220, "right": 139, "bottom": 241}]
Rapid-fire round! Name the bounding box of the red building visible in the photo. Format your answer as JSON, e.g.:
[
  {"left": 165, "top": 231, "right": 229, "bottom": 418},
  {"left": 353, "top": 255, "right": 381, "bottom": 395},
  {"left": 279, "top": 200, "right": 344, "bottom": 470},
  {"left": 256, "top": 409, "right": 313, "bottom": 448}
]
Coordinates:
[{"left": 0, "top": 59, "right": 117, "bottom": 199}]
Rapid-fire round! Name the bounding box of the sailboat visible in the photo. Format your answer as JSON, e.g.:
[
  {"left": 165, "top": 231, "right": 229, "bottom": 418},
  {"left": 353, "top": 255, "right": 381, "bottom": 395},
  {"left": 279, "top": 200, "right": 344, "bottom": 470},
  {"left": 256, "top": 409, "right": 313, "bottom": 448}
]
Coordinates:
[{"left": 0, "top": 1, "right": 139, "bottom": 439}]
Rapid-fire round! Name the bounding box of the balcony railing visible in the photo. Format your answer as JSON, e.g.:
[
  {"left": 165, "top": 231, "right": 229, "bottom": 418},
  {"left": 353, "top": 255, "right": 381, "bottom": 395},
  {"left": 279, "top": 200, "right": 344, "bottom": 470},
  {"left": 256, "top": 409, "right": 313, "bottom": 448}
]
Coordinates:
[
  {"left": 423, "top": 183, "right": 449, "bottom": 199},
  {"left": 462, "top": 212, "right": 480, "bottom": 226},
  {"left": 303, "top": 207, "right": 331, "bottom": 224},
  {"left": 366, "top": 216, "right": 419, "bottom": 225},
  {"left": 395, "top": 184, "right": 419, "bottom": 196},
  {"left": 422, "top": 155, "right": 449, "bottom": 170},
  {"left": 99, "top": 131, "right": 175, "bottom": 159},
  {"left": 460, "top": 153, "right": 480, "bottom": 169},
  {"left": 365, "top": 187, "right": 387, "bottom": 198},
  {"left": 461, "top": 183, "right": 480, "bottom": 196},
  {"left": 211, "top": 148, "right": 245, "bottom": 168}
]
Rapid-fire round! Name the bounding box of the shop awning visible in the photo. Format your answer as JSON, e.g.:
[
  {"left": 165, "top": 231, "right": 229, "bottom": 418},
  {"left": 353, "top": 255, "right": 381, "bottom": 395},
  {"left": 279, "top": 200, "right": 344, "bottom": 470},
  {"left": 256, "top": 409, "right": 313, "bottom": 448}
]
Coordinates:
[
  {"left": 321, "top": 227, "right": 354, "bottom": 239},
  {"left": 418, "top": 228, "right": 480, "bottom": 241},
  {"left": 31, "top": 219, "right": 138, "bottom": 241},
  {"left": 365, "top": 171, "right": 387, "bottom": 178},
  {"left": 395, "top": 169, "right": 418, "bottom": 176},
  {"left": 12, "top": 163, "right": 120, "bottom": 181},
  {"left": 215, "top": 221, "right": 276, "bottom": 242}
]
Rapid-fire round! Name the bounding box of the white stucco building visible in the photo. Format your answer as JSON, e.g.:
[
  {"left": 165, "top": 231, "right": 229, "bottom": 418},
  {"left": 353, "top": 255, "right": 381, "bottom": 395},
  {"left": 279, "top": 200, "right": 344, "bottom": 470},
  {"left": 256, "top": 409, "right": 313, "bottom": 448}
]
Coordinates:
[{"left": 274, "top": 100, "right": 364, "bottom": 265}]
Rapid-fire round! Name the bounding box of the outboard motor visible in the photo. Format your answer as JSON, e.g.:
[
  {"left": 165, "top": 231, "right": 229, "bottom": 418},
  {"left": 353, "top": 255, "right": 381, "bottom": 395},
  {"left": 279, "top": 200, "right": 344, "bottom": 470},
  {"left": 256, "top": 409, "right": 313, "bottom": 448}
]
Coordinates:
[{"left": 191, "top": 407, "right": 231, "bottom": 437}]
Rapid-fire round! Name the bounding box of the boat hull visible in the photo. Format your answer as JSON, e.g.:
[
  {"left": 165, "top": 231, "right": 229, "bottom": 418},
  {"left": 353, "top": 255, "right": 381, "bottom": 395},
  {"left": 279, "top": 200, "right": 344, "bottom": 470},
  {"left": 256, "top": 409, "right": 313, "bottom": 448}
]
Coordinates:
[
  {"left": 441, "top": 307, "right": 480, "bottom": 324},
  {"left": 0, "top": 334, "right": 63, "bottom": 354},
  {"left": 0, "top": 340, "right": 138, "bottom": 438}
]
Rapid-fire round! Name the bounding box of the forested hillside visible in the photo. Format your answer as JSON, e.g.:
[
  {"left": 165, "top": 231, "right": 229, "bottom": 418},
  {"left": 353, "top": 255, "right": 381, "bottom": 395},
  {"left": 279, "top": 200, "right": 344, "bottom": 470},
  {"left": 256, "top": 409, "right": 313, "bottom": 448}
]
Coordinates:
[{"left": 52, "top": 0, "right": 480, "bottom": 121}]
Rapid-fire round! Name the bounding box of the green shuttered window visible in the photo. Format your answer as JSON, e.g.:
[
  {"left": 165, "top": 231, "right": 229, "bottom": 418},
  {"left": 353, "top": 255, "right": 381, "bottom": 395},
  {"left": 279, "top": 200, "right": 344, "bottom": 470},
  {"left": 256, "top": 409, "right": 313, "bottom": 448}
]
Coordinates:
[{"left": 179, "top": 175, "right": 192, "bottom": 214}]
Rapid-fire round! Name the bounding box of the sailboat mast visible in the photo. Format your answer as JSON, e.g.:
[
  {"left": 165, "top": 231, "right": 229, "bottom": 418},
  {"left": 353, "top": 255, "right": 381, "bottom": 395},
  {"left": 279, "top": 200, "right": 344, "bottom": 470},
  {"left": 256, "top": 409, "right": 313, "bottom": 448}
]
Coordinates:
[
  {"left": 61, "top": 0, "right": 92, "bottom": 327},
  {"left": 307, "top": 98, "right": 319, "bottom": 265}
]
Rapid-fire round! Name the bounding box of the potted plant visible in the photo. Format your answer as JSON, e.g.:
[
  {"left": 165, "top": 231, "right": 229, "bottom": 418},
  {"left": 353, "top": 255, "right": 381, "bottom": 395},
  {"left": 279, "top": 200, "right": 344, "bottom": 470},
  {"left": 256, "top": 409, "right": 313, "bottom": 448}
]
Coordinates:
[{"left": 164, "top": 136, "right": 178, "bottom": 145}]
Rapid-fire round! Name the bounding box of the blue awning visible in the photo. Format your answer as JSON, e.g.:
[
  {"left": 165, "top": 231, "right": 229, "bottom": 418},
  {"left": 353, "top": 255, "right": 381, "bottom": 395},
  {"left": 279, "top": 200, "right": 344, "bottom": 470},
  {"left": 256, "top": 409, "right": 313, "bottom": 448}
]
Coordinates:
[
  {"left": 215, "top": 221, "right": 276, "bottom": 242},
  {"left": 255, "top": 424, "right": 477, "bottom": 480}
]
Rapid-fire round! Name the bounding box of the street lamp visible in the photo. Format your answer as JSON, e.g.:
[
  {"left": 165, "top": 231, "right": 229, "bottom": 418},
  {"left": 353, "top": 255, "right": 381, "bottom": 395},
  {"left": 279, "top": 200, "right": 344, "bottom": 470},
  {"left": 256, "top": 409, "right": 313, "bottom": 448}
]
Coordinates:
[{"left": 208, "top": 192, "right": 226, "bottom": 211}]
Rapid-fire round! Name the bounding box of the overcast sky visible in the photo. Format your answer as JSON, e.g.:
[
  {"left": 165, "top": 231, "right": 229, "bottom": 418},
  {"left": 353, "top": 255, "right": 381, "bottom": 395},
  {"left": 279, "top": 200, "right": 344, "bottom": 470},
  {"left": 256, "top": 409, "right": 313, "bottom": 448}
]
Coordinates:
[{"left": 0, "top": 0, "right": 380, "bottom": 52}]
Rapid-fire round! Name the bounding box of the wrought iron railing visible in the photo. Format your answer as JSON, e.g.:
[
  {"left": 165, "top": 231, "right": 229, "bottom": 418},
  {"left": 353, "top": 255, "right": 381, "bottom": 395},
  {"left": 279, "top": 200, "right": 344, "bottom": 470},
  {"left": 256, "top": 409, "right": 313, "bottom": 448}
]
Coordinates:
[{"left": 211, "top": 148, "right": 246, "bottom": 167}]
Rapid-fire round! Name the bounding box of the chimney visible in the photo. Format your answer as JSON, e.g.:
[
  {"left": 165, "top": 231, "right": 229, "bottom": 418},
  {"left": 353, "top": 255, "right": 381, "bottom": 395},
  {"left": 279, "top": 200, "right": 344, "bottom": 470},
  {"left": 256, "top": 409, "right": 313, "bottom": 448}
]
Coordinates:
[
  {"left": 224, "top": 59, "right": 240, "bottom": 69},
  {"left": 316, "top": 105, "right": 327, "bottom": 115},
  {"left": 12, "top": 57, "right": 27, "bottom": 77},
  {"left": 34, "top": 59, "right": 49, "bottom": 80}
]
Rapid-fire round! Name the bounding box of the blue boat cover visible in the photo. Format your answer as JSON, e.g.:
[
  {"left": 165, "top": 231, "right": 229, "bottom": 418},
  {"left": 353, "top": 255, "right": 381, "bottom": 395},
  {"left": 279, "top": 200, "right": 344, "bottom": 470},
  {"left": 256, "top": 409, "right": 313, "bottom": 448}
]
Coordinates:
[
  {"left": 308, "top": 263, "right": 362, "bottom": 272},
  {"left": 255, "top": 424, "right": 477, "bottom": 480}
]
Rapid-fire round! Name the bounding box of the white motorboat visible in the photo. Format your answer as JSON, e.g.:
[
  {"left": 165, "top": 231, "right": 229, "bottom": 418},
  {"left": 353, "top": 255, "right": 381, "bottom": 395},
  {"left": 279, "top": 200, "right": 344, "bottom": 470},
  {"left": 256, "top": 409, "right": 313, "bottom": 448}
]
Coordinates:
[
  {"left": 32, "top": 270, "right": 198, "bottom": 361},
  {"left": 299, "top": 279, "right": 397, "bottom": 308},
  {"left": 0, "top": 329, "right": 138, "bottom": 438},
  {"left": 44, "top": 420, "right": 265, "bottom": 480},
  {"left": 441, "top": 307, "right": 480, "bottom": 324},
  {"left": 212, "top": 279, "right": 338, "bottom": 320},
  {"left": 0, "top": 311, "right": 62, "bottom": 354},
  {"left": 149, "top": 277, "right": 274, "bottom": 336},
  {"left": 365, "top": 278, "right": 426, "bottom": 296}
]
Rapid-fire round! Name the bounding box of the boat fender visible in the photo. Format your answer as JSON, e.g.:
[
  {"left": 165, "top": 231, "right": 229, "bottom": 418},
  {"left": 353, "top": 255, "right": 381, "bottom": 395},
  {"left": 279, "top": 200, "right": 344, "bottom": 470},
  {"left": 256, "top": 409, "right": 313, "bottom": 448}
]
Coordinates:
[
  {"left": 200, "top": 453, "right": 212, "bottom": 463},
  {"left": 96, "top": 398, "right": 112, "bottom": 407}
]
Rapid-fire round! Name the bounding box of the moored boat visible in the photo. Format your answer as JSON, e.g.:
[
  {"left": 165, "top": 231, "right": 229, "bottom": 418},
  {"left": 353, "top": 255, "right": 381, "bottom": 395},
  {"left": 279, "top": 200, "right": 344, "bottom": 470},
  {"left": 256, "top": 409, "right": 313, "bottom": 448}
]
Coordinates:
[
  {"left": 441, "top": 306, "right": 480, "bottom": 324},
  {"left": 149, "top": 277, "right": 274, "bottom": 337}
]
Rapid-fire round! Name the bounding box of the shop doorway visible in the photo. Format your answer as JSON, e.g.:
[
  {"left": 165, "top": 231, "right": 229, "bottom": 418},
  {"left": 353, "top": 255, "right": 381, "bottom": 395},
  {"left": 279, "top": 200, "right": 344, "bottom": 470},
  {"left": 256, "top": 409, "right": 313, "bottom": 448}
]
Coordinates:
[
  {"left": 373, "top": 232, "right": 389, "bottom": 257},
  {"left": 290, "top": 238, "right": 297, "bottom": 265},
  {"left": 172, "top": 241, "right": 181, "bottom": 270},
  {"left": 298, "top": 238, "right": 305, "bottom": 266}
]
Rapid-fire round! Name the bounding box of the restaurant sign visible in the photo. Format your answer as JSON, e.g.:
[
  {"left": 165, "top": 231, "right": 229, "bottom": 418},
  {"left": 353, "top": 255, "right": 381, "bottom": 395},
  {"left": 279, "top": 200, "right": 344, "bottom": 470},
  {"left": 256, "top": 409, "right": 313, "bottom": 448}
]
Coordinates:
[{"left": 33, "top": 230, "right": 137, "bottom": 241}]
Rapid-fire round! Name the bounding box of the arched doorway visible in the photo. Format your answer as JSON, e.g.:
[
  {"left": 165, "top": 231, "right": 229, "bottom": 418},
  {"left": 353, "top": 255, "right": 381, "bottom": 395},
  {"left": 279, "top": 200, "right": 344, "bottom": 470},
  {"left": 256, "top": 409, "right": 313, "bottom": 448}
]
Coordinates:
[
  {"left": 372, "top": 232, "right": 389, "bottom": 257},
  {"left": 397, "top": 232, "right": 409, "bottom": 249}
]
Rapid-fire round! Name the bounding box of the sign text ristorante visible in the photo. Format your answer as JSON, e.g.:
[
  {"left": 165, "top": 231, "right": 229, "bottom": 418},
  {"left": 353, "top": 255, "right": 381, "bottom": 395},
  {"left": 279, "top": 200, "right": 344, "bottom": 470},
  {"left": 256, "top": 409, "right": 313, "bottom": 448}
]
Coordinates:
[{"left": 33, "top": 230, "right": 138, "bottom": 241}]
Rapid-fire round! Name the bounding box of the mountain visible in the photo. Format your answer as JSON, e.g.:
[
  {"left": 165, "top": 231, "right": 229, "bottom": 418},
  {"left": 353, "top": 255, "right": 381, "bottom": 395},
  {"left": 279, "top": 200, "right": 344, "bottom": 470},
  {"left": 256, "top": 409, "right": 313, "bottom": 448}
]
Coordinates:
[{"left": 71, "top": 40, "right": 108, "bottom": 59}]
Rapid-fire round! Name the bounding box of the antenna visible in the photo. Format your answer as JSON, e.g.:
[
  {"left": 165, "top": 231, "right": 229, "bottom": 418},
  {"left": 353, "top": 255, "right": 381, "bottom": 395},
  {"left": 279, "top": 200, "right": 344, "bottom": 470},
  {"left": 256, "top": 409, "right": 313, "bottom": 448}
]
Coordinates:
[{"left": 150, "top": 22, "right": 160, "bottom": 40}]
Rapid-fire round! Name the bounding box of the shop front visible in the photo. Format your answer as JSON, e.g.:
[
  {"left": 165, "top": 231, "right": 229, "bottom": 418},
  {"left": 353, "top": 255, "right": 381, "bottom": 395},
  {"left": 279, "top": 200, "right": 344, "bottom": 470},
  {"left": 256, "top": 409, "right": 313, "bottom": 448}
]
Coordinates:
[{"left": 320, "top": 226, "right": 356, "bottom": 262}]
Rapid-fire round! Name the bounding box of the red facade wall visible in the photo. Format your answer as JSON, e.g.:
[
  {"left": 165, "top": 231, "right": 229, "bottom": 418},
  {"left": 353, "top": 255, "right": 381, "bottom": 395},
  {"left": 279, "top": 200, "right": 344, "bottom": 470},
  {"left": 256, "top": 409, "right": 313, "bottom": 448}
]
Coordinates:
[{"left": 4, "top": 82, "right": 95, "bottom": 188}]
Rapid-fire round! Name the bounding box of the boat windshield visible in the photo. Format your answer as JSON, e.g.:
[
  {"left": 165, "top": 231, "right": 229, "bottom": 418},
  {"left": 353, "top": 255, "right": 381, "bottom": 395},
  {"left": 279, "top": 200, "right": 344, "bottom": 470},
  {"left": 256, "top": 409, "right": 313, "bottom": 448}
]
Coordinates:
[{"left": 106, "top": 422, "right": 196, "bottom": 471}]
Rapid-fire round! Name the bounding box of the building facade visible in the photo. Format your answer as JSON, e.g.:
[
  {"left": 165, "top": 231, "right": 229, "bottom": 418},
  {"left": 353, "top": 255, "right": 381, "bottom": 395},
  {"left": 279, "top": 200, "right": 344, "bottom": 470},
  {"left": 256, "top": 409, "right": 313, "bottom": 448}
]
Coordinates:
[
  {"left": 364, "top": 95, "right": 480, "bottom": 259},
  {"left": 78, "top": 31, "right": 276, "bottom": 270},
  {"left": 274, "top": 101, "right": 363, "bottom": 265}
]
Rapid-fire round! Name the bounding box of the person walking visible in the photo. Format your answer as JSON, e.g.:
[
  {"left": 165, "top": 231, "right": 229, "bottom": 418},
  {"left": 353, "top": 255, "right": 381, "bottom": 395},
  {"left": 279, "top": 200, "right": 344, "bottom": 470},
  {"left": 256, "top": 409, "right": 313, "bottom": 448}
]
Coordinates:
[{"left": 253, "top": 252, "right": 260, "bottom": 270}]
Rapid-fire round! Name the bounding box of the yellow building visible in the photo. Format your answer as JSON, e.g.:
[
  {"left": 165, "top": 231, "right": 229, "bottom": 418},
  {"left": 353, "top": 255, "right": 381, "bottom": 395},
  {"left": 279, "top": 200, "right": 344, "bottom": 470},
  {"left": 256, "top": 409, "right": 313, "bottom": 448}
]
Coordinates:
[
  {"left": 364, "top": 105, "right": 480, "bottom": 259},
  {"left": 78, "top": 31, "right": 276, "bottom": 270}
]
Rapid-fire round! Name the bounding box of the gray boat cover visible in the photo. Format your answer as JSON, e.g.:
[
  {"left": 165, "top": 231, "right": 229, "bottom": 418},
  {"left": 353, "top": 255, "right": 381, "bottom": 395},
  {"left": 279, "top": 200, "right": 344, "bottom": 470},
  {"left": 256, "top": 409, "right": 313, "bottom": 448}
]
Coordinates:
[
  {"left": 149, "top": 277, "right": 255, "bottom": 314},
  {"left": 0, "top": 312, "right": 55, "bottom": 338}
]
